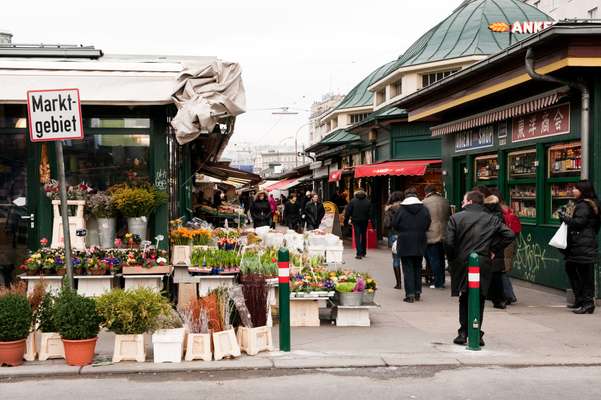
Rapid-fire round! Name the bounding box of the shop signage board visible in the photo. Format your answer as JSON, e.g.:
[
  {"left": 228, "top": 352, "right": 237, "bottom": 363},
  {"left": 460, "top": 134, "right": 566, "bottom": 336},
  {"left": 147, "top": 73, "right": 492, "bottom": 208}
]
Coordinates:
[
  {"left": 511, "top": 103, "right": 570, "bottom": 143},
  {"left": 27, "top": 88, "right": 84, "bottom": 142},
  {"left": 488, "top": 21, "right": 554, "bottom": 34},
  {"left": 26, "top": 88, "right": 84, "bottom": 287},
  {"left": 454, "top": 125, "right": 494, "bottom": 152}
]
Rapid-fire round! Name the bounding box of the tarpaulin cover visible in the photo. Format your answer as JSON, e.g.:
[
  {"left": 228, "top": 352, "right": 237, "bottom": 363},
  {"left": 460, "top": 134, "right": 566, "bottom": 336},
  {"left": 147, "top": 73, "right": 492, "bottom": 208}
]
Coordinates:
[
  {"left": 171, "top": 60, "right": 246, "bottom": 144},
  {"left": 354, "top": 160, "right": 441, "bottom": 178}
]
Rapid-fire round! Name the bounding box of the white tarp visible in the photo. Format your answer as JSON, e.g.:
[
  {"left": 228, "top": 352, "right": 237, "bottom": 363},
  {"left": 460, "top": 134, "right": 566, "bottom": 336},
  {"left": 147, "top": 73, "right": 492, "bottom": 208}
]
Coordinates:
[{"left": 170, "top": 60, "right": 246, "bottom": 145}]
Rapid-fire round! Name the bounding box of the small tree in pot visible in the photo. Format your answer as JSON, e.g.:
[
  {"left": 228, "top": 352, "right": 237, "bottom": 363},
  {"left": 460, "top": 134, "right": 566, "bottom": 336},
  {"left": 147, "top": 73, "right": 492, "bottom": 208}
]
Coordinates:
[
  {"left": 0, "top": 289, "right": 33, "bottom": 366},
  {"left": 53, "top": 287, "right": 102, "bottom": 366}
]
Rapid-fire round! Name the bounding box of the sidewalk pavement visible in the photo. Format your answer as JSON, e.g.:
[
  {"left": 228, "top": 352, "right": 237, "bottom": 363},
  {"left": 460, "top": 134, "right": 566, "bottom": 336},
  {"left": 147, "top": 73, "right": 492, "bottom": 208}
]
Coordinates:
[{"left": 3, "top": 246, "right": 601, "bottom": 379}]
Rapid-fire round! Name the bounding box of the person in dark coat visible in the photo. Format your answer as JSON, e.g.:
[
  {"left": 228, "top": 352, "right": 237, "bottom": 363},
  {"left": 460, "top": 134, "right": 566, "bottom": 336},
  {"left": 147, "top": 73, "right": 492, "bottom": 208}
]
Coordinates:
[
  {"left": 284, "top": 193, "right": 302, "bottom": 231},
  {"left": 392, "top": 188, "right": 431, "bottom": 303},
  {"left": 383, "top": 191, "right": 404, "bottom": 289},
  {"left": 559, "top": 180, "right": 601, "bottom": 314},
  {"left": 250, "top": 191, "right": 272, "bottom": 228},
  {"left": 300, "top": 191, "right": 312, "bottom": 229},
  {"left": 483, "top": 190, "right": 509, "bottom": 309},
  {"left": 344, "top": 189, "right": 373, "bottom": 259},
  {"left": 444, "top": 190, "right": 515, "bottom": 346},
  {"left": 304, "top": 193, "right": 325, "bottom": 231}
]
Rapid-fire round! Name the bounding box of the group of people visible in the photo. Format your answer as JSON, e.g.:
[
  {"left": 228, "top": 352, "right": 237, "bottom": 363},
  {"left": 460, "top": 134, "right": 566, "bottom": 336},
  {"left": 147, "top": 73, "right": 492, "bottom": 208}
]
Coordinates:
[
  {"left": 247, "top": 190, "right": 326, "bottom": 231},
  {"left": 383, "top": 180, "right": 600, "bottom": 346}
]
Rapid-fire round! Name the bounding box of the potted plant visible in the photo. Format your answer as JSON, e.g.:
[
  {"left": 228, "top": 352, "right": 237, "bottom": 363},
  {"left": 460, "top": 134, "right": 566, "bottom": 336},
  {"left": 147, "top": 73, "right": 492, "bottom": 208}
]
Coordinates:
[
  {"left": 53, "top": 286, "right": 101, "bottom": 366},
  {"left": 335, "top": 279, "right": 364, "bottom": 307},
  {"left": 151, "top": 308, "right": 185, "bottom": 363},
  {"left": 0, "top": 287, "right": 33, "bottom": 366},
  {"left": 19, "top": 253, "right": 42, "bottom": 276},
  {"left": 209, "top": 288, "right": 240, "bottom": 361},
  {"left": 89, "top": 192, "right": 117, "bottom": 249},
  {"left": 96, "top": 288, "right": 171, "bottom": 363},
  {"left": 111, "top": 184, "right": 167, "bottom": 241},
  {"left": 170, "top": 225, "right": 193, "bottom": 267},
  {"left": 363, "top": 275, "right": 377, "bottom": 304},
  {"left": 181, "top": 298, "right": 212, "bottom": 361},
  {"left": 34, "top": 292, "right": 65, "bottom": 361}
]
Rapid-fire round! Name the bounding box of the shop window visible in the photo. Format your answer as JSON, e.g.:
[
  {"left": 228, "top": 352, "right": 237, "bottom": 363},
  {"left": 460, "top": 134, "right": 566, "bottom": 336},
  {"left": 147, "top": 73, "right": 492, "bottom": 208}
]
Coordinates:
[
  {"left": 62, "top": 134, "right": 150, "bottom": 191},
  {"left": 508, "top": 149, "right": 537, "bottom": 179},
  {"left": 89, "top": 118, "right": 150, "bottom": 129},
  {"left": 547, "top": 142, "right": 581, "bottom": 178},
  {"left": 510, "top": 185, "right": 537, "bottom": 219},
  {"left": 546, "top": 141, "right": 581, "bottom": 223},
  {"left": 0, "top": 105, "right": 27, "bottom": 129},
  {"left": 508, "top": 149, "right": 537, "bottom": 221},
  {"left": 474, "top": 154, "right": 498, "bottom": 182}
]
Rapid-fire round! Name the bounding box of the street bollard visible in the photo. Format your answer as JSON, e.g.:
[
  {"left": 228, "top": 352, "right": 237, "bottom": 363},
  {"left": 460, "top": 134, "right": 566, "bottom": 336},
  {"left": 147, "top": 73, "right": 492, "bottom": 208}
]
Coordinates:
[
  {"left": 467, "top": 253, "right": 481, "bottom": 351},
  {"left": 278, "top": 247, "right": 291, "bottom": 352}
]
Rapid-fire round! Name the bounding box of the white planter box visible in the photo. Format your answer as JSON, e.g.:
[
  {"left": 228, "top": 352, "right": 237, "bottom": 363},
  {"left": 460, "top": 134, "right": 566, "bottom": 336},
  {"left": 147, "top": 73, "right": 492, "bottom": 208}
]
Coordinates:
[
  {"left": 75, "top": 275, "right": 114, "bottom": 297},
  {"left": 172, "top": 245, "right": 192, "bottom": 267},
  {"left": 212, "top": 329, "right": 241, "bottom": 361},
  {"left": 333, "top": 304, "right": 380, "bottom": 327},
  {"left": 24, "top": 331, "right": 36, "bottom": 361},
  {"left": 19, "top": 275, "right": 63, "bottom": 295},
  {"left": 197, "top": 276, "right": 235, "bottom": 297},
  {"left": 290, "top": 298, "right": 320, "bottom": 327},
  {"left": 123, "top": 275, "right": 164, "bottom": 292},
  {"left": 237, "top": 326, "right": 273, "bottom": 356},
  {"left": 152, "top": 328, "right": 185, "bottom": 363},
  {"left": 326, "top": 249, "right": 344, "bottom": 264},
  {"left": 112, "top": 334, "right": 146, "bottom": 363},
  {"left": 35, "top": 331, "right": 65, "bottom": 360},
  {"left": 184, "top": 333, "right": 212, "bottom": 362}
]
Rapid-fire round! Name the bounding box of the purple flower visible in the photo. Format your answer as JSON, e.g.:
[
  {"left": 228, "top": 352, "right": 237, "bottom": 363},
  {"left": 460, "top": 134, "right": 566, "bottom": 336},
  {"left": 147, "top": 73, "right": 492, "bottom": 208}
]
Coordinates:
[
  {"left": 55, "top": 257, "right": 64, "bottom": 265},
  {"left": 324, "top": 279, "right": 335, "bottom": 290}
]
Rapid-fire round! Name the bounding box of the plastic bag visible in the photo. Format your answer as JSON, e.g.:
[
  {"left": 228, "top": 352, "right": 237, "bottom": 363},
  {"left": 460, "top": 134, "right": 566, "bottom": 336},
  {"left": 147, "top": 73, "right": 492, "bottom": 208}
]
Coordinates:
[{"left": 549, "top": 222, "right": 568, "bottom": 249}]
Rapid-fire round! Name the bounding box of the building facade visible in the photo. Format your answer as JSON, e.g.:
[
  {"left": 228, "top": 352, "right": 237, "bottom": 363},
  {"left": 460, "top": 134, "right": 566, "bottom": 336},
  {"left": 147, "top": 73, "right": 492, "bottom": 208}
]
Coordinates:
[
  {"left": 524, "top": 0, "right": 601, "bottom": 19},
  {"left": 309, "top": 94, "right": 344, "bottom": 146}
]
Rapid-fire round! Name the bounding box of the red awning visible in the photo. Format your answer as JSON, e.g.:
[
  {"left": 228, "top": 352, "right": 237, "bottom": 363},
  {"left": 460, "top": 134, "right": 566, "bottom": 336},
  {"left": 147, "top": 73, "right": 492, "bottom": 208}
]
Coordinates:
[
  {"left": 354, "top": 160, "right": 441, "bottom": 178},
  {"left": 329, "top": 170, "right": 342, "bottom": 183},
  {"left": 264, "top": 178, "right": 302, "bottom": 192}
]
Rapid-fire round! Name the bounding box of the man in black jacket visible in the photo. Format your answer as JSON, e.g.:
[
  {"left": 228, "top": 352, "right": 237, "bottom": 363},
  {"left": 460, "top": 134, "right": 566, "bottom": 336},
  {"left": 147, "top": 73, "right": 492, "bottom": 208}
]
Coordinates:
[
  {"left": 304, "top": 193, "right": 325, "bottom": 231},
  {"left": 444, "top": 190, "right": 514, "bottom": 346},
  {"left": 344, "top": 190, "right": 372, "bottom": 259}
]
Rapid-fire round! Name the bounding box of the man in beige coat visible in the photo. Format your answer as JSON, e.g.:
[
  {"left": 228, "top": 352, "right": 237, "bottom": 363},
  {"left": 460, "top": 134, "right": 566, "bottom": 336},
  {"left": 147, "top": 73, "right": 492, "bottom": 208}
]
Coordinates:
[{"left": 423, "top": 185, "right": 450, "bottom": 288}]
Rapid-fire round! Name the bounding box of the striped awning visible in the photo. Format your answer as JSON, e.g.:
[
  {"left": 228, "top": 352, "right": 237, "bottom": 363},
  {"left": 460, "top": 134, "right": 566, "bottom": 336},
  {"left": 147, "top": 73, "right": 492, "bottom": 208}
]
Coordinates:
[{"left": 431, "top": 88, "right": 569, "bottom": 137}]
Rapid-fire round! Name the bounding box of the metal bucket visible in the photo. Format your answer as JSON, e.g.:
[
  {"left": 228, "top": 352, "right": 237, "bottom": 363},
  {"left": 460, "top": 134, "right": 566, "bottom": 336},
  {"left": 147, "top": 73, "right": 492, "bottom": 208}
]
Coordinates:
[
  {"left": 362, "top": 291, "right": 375, "bottom": 305},
  {"left": 338, "top": 292, "right": 363, "bottom": 306},
  {"left": 127, "top": 217, "right": 148, "bottom": 241},
  {"left": 97, "top": 218, "right": 116, "bottom": 249}
]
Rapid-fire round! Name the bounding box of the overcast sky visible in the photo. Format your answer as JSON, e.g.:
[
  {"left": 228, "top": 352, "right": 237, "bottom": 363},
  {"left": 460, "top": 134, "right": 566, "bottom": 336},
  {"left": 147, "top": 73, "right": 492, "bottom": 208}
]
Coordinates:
[{"left": 2, "top": 0, "right": 459, "bottom": 148}]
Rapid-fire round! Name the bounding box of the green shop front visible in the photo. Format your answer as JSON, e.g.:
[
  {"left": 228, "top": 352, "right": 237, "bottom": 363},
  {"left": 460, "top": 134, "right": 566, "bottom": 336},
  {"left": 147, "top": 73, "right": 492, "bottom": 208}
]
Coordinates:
[
  {"left": 395, "top": 22, "right": 601, "bottom": 294},
  {"left": 0, "top": 48, "right": 243, "bottom": 283}
]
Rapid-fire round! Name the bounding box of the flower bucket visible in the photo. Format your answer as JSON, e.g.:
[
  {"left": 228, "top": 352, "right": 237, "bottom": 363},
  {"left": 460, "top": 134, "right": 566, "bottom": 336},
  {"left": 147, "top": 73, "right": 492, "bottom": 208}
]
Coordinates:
[
  {"left": 338, "top": 292, "right": 363, "bottom": 306},
  {"left": 127, "top": 217, "right": 148, "bottom": 241},
  {"left": 362, "top": 291, "right": 375, "bottom": 305},
  {"left": 97, "top": 218, "right": 116, "bottom": 249}
]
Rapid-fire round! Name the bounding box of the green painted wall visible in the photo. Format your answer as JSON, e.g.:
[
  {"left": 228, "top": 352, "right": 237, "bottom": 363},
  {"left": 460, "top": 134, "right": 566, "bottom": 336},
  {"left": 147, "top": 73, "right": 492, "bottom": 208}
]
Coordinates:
[{"left": 391, "top": 122, "right": 441, "bottom": 160}]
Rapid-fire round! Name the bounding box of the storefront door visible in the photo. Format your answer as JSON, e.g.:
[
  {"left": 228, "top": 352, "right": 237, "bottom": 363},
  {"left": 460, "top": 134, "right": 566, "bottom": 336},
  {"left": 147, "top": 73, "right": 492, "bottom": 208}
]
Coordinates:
[{"left": 0, "top": 131, "right": 40, "bottom": 283}]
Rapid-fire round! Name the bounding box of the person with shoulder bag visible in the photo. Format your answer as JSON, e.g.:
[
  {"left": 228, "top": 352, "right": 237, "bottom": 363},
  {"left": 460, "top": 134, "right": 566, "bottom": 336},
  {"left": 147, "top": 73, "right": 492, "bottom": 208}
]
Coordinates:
[
  {"left": 558, "top": 180, "right": 601, "bottom": 314},
  {"left": 384, "top": 191, "right": 404, "bottom": 289}
]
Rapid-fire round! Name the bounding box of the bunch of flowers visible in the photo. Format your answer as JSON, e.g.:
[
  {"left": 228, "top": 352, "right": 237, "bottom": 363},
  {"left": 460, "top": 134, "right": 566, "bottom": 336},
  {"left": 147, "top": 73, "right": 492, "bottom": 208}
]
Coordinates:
[
  {"left": 88, "top": 191, "right": 116, "bottom": 218},
  {"left": 217, "top": 237, "right": 237, "bottom": 250},
  {"left": 191, "top": 229, "right": 212, "bottom": 246},
  {"left": 213, "top": 228, "right": 240, "bottom": 240},
  {"left": 43, "top": 180, "right": 91, "bottom": 201},
  {"left": 170, "top": 227, "right": 194, "bottom": 246},
  {"left": 124, "top": 233, "right": 142, "bottom": 248}
]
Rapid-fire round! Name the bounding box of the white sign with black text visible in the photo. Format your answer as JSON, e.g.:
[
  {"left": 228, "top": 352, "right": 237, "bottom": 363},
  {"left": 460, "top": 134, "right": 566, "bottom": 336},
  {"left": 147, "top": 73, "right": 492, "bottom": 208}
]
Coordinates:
[{"left": 27, "top": 88, "right": 84, "bottom": 142}]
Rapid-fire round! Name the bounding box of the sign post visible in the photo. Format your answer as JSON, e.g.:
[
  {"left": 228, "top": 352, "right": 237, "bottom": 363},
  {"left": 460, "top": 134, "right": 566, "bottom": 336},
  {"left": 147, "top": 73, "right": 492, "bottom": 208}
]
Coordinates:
[
  {"left": 27, "top": 88, "right": 84, "bottom": 288},
  {"left": 467, "top": 253, "right": 481, "bottom": 351},
  {"left": 277, "top": 247, "right": 291, "bottom": 352}
]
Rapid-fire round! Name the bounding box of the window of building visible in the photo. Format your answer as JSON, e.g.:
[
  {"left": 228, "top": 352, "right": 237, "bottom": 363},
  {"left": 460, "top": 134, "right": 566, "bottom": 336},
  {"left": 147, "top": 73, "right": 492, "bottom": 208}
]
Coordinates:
[
  {"left": 588, "top": 7, "right": 598, "bottom": 19},
  {"left": 375, "top": 89, "right": 386, "bottom": 106},
  {"left": 421, "top": 69, "right": 460, "bottom": 88},
  {"left": 350, "top": 113, "right": 370, "bottom": 124},
  {"left": 391, "top": 79, "right": 403, "bottom": 98}
]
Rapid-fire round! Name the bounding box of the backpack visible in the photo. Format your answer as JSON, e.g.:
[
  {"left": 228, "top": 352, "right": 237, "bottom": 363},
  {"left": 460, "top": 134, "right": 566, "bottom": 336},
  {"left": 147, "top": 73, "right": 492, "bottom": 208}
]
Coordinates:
[
  {"left": 503, "top": 208, "right": 522, "bottom": 234},
  {"left": 383, "top": 204, "right": 399, "bottom": 230}
]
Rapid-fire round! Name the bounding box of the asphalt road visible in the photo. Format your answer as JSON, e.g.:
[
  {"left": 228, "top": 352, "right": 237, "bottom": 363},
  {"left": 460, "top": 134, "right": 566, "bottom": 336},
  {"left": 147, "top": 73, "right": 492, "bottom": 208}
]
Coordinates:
[{"left": 3, "top": 366, "right": 601, "bottom": 400}]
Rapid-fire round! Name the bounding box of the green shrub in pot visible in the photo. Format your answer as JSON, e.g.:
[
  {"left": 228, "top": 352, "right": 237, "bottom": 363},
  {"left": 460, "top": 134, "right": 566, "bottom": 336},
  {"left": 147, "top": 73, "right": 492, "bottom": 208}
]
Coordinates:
[{"left": 0, "top": 292, "right": 33, "bottom": 366}]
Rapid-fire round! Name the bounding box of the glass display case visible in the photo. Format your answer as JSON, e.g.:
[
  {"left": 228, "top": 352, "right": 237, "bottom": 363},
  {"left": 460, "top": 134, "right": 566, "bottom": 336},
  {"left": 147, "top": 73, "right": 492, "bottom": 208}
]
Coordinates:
[
  {"left": 548, "top": 142, "right": 581, "bottom": 178},
  {"left": 475, "top": 154, "right": 498, "bottom": 181},
  {"left": 550, "top": 183, "right": 576, "bottom": 221},
  {"left": 509, "top": 185, "right": 537, "bottom": 219},
  {"left": 508, "top": 149, "right": 537, "bottom": 179}
]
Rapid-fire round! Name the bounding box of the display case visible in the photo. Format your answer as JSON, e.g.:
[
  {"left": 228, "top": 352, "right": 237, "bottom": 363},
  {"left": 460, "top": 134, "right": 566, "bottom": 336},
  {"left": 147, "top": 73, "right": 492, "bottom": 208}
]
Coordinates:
[
  {"left": 550, "top": 183, "right": 576, "bottom": 221},
  {"left": 474, "top": 154, "right": 498, "bottom": 182},
  {"left": 548, "top": 142, "right": 581, "bottom": 178},
  {"left": 508, "top": 149, "right": 537, "bottom": 179},
  {"left": 509, "top": 185, "right": 537, "bottom": 219}
]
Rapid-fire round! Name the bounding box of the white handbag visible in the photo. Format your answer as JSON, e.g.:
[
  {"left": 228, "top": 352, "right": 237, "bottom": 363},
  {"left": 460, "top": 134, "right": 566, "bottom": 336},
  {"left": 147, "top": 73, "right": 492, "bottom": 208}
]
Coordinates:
[
  {"left": 549, "top": 222, "right": 568, "bottom": 249},
  {"left": 392, "top": 240, "right": 398, "bottom": 255}
]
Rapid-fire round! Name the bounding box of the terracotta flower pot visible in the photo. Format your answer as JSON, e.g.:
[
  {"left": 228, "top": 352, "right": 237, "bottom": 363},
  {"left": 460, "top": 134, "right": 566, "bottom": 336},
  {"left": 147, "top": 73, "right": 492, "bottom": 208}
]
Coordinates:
[
  {"left": 0, "top": 338, "right": 27, "bottom": 366},
  {"left": 62, "top": 337, "right": 97, "bottom": 366}
]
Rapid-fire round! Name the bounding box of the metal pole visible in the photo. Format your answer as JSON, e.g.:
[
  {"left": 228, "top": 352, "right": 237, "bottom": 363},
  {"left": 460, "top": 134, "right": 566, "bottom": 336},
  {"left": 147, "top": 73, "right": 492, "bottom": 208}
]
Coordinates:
[
  {"left": 278, "top": 247, "right": 291, "bottom": 351},
  {"left": 55, "top": 141, "right": 73, "bottom": 288},
  {"left": 467, "top": 253, "right": 481, "bottom": 351}
]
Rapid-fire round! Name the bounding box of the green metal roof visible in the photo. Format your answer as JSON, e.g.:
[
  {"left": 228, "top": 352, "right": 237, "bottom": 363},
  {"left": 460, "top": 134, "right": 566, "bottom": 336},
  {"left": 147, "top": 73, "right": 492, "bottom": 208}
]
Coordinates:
[
  {"left": 350, "top": 105, "right": 408, "bottom": 129},
  {"left": 305, "top": 128, "right": 361, "bottom": 153},
  {"left": 393, "top": 0, "right": 553, "bottom": 68}
]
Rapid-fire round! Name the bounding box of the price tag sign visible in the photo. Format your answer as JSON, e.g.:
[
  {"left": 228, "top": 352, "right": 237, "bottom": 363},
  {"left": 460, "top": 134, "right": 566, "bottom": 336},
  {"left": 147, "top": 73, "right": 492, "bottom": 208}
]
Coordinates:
[{"left": 27, "top": 88, "right": 84, "bottom": 142}]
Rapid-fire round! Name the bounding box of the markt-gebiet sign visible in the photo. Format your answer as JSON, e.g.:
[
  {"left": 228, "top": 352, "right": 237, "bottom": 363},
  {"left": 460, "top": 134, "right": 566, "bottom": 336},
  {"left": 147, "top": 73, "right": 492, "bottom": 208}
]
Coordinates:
[{"left": 27, "top": 88, "right": 84, "bottom": 142}]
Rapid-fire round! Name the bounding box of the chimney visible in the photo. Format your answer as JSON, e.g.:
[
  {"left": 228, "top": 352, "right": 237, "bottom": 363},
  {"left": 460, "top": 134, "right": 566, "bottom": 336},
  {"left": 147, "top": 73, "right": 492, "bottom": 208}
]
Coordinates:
[{"left": 0, "top": 30, "right": 12, "bottom": 44}]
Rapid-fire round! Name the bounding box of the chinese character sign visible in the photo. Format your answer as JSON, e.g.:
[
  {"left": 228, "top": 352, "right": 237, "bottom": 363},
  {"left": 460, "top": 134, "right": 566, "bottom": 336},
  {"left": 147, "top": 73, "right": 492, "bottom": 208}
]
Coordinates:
[{"left": 512, "top": 104, "right": 570, "bottom": 143}]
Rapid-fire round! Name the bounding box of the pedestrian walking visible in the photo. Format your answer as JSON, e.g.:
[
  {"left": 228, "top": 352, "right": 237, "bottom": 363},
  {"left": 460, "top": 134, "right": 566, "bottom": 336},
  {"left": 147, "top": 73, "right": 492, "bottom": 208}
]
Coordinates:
[
  {"left": 444, "top": 190, "right": 514, "bottom": 346},
  {"left": 383, "top": 191, "right": 404, "bottom": 290},
  {"left": 483, "top": 190, "right": 509, "bottom": 309},
  {"left": 300, "top": 190, "right": 312, "bottom": 229},
  {"left": 250, "top": 191, "right": 273, "bottom": 228},
  {"left": 284, "top": 193, "right": 302, "bottom": 232},
  {"left": 559, "top": 180, "right": 601, "bottom": 314},
  {"left": 392, "top": 188, "right": 431, "bottom": 303},
  {"left": 500, "top": 194, "right": 521, "bottom": 305},
  {"left": 304, "top": 193, "right": 325, "bottom": 231},
  {"left": 344, "top": 189, "right": 373, "bottom": 259},
  {"left": 423, "top": 185, "right": 450, "bottom": 289},
  {"left": 268, "top": 194, "right": 277, "bottom": 228}
]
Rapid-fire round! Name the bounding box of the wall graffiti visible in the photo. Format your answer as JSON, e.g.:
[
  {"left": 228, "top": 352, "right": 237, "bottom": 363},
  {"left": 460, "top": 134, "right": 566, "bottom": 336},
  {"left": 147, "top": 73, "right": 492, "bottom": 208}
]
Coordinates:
[{"left": 513, "top": 233, "right": 561, "bottom": 282}]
